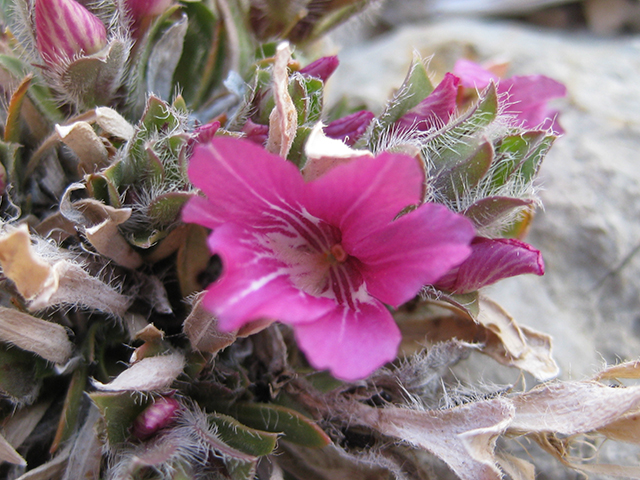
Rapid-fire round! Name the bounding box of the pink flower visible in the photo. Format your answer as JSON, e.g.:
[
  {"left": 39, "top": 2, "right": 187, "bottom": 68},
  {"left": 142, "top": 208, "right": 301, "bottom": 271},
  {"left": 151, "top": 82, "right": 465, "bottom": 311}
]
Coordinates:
[
  {"left": 435, "top": 237, "right": 544, "bottom": 294},
  {"left": 35, "top": 0, "right": 107, "bottom": 65},
  {"left": 454, "top": 59, "right": 567, "bottom": 134},
  {"left": 396, "top": 73, "right": 461, "bottom": 132},
  {"left": 183, "top": 138, "right": 475, "bottom": 380}
]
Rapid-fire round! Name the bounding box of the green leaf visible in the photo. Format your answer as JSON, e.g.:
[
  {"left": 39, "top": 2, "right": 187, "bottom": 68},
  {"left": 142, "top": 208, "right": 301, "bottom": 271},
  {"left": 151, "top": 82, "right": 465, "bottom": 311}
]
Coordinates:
[
  {"left": 173, "top": 2, "right": 225, "bottom": 108},
  {"left": 362, "top": 57, "right": 434, "bottom": 149},
  {"left": 232, "top": 402, "right": 331, "bottom": 449},
  {"left": 0, "top": 54, "right": 63, "bottom": 124},
  {"left": 147, "top": 14, "right": 188, "bottom": 101},
  {"left": 148, "top": 191, "right": 193, "bottom": 225},
  {"left": 4, "top": 74, "right": 31, "bottom": 143},
  {"left": 426, "top": 82, "right": 498, "bottom": 170},
  {"left": 142, "top": 95, "right": 181, "bottom": 132},
  {"left": 435, "top": 141, "right": 494, "bottom": 201},
  {"left": 517, "top": 134, "right": 556, "bottom": 184},
  {"left": 490, "top": 131, "right": 548, "bottom": 188},
  {"left": 90, "top": 391, "right": 151, "bottom": 445},
  {"left": 289, "top": 75, "right": 324, "bottom": 126},
  {"left": 209, "top": 412, "right": 278, "bottom": 456},
  {"left": 61, "top": 39, "right": 128, "bottom": 109}
]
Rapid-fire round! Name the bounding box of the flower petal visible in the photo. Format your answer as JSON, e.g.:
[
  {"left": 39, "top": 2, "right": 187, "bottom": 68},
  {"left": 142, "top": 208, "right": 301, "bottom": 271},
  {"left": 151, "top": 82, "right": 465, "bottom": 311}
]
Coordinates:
[
  {"left": 396, "top": 73, "right": 460, "bottom": 132},
  {"left": 305, "top": 152, "right": 424, "bottom": 246},
  {"left": 202, "top": 223, "right": 335, "bottom": 331},
  {"left": 294, "top": 299, "right": 401, "bottom": 381},
  {"left": 351, "top": 203, "right": 475, "bottom": 307},
  {"left": 453, "top": 59, "right": 498, "bottom": 89},
  {"left": 435, "top": 237, "right": 545, "bottom": 294},
  {"left": 181, "top": 195, "right": 224, "bottom": 229},
  {"left": 187, "top": 138, "right": 306, "bottom": 227},
  {"left": 499, "top": 75, "right": 566, "bottom": 133}
]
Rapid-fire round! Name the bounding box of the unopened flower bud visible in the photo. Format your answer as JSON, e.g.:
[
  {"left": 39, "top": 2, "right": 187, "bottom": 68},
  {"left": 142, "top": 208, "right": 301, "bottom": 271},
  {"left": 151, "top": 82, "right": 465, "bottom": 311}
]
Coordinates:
[
  {"left": 324, "top": 110, "right": 374, "bottom": 147},
  {"left": 126, "top": 0, "right": 173, "bottom": 18},
  {"left": 132, "top": 396, "right": 181, "bottom": 440},
  {"left": 298, "top": 56, "right": 339, "bottom": 83},
  {"left": 35, "top": 0, "right": 107, "bottom": 65}
]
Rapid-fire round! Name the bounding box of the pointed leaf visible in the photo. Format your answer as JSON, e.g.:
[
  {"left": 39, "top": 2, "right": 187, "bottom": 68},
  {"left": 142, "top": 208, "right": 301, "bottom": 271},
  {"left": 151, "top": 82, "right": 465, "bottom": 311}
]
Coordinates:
[
  {"left": 209, "top": 413, "right": 278, "bottom": 457},
  {"left": 232, "top": 402, "right": 331, "bottom": 449},
  {"left": 90, "top": 391, "right": 151, "bottom": 445},
  {"left": 147, "top": 14, "right": 188, "bottom": 100},
  {"left": 435, "top": 140, "right": 494, "bottom": 201},
  {"left": 4, "top": 74, "right": 32, "bottom": 143},
  {"left": 363, "top": 56, "right": 434, "bottom": 149},
  {"left": 61, "top": 39, "right": 128, "bottom": 108},
  {"left": 464, "top": 196, "right": 534, "bottom": 230}
]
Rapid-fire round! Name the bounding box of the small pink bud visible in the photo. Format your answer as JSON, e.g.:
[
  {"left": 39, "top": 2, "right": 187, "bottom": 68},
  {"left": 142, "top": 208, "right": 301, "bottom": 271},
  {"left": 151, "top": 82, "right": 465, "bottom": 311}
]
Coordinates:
[
  {"left": 241, "top": 119, "right": 270, "bottom": 146},
  {"left": 298, "top": 56, "right": 339, "bottom": 83},
  {"left": 132, "top": 396, "right": 181, "bottom": 440},
  {"left": 125, "top": 0, "right": 173, "bottom": 30},
  {"left": 324, "top": 110, "right": 374, "bottom": 146},
  {"left": 187, "top": 120, "right": 220, "bottom": 150},
  {"left": 35, "top": 0, "right": 107, "bottom": 65}
]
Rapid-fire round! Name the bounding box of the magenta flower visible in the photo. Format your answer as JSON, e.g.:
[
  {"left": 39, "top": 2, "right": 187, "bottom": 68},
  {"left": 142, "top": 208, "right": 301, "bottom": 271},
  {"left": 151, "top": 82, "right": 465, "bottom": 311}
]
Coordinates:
[
  {"left": 453, "top": 59, "right": 566, "bottom": 134},
  {"left": 435, "top": 237, "right": 544, "bottom": 294},
  {"left": 35, "top": 0, "right": 107, "bottom": 65},
  {"left": 396, "top": 73, "right": 461, "bottom": 132},
  {"left": 182, "top": 138, "right": 475, "bottom": 380}
]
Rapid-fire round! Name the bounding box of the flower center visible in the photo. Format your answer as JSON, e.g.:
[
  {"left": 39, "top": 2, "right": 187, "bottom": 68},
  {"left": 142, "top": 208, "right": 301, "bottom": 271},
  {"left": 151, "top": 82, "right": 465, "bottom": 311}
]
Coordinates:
[{"left": 328, "top": 243, "right": 348, "bottom": 264}]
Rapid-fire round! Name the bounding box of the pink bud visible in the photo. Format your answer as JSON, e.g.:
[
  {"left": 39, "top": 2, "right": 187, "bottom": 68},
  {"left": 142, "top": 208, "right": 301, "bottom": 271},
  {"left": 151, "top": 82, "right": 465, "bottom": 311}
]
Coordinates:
[
  {"left": 125, "top": 0, "right": 173, "bottom": 27},
  {"left": 132, "top": 396, "right": 181, "bottom": 440},
  {"left": 298, "top": 56, "right": 339, "bottom": 83},
  {"left": 324, "top": 110, "right": 374, "bottom": 147},
  {"left": 241, "top": 119, "right": 270, "bottom": 146},
  {"left": 35, "top": 0, "right": 107, "bottom": 65},
  {"left": 435, "top": 237, "right": 544, "bottom": 294}
]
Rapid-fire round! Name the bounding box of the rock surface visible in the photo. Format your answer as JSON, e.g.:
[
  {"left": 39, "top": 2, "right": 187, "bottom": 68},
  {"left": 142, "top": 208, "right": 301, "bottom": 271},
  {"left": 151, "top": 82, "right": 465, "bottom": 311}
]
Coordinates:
[{"left": 328, "top": 18, "right": 640, "bottom": 478}]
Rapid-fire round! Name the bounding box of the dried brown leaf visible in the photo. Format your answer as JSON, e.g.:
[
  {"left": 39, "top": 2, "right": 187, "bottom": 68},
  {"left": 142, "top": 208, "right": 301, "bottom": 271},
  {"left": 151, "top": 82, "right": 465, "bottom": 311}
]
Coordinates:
[
  {"left": 496, "top": 452, "right": 535, "bottom": 480},
  {"left": 346, "top": 399, "right": 514, "bottom": 480},
  {"left": 0, "top": 431, "right": 26, "bottom": 466},
  {"left": 95, "top": 106, "right": 134, "bottom": 140},
  {"left": 184, "top": 294, "right": 237, "bottom": 355},
  {"left": 92, "top": 352, "right": 185, "bottom": 392},
  {"left": 475, "top": 296, "right": 558, "bottom": 381},
  {"left": 2, "top": 401, "right": 51, "bottom": 449},
  {"left": 593, "top": 359, "right": 640, "bottom": 381},
  {"left": 55, "top": 122, "right": 109, "bottom": 172},
  {"left": 0, "top": 224, "right": 131, "bottom": 315},
  {"left": 14, "top": 444, "right": 71, "bottom": 480},
  {"left": 0, "top": 224, "right": 54, "bottom": 300},
  {"left": 0, "top": 306, "right": 73, "bottom": 364},
  {"left": 73, "top": 199, "right": 143, "bottom": 269},
  {"left": 266, "top": 42, "right": 297, "bottom": 158},
  {"left": 596, "top": 410, "right": 640, "bottom": 444},
  {"left": 509, "top": 382, "right": 640, "bottom": 435}
]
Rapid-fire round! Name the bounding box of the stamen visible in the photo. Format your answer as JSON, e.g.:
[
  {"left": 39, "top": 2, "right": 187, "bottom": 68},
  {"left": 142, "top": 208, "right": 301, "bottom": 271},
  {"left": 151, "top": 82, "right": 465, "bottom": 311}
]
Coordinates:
[{"left": 330, "top": 243, "right": 348, "bottom": 263}]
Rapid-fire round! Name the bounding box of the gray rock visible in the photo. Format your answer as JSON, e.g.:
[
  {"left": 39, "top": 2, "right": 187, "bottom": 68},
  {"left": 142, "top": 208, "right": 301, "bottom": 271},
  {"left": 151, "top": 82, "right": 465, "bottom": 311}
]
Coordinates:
[{"left": 327, "top": 18, "right": 640, "bottom": 478}]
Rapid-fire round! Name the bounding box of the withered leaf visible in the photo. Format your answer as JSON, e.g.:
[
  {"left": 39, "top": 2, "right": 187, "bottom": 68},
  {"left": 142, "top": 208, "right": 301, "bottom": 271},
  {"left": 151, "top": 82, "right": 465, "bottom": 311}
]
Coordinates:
[
  {"left": 0, "top": 306, "right": 73, "bottom": 364},
  {"left": 266, "top": 42, "right": 297, "bottom": 158},
  {"left": 92, "top": 352, "right": 185, "bottom": 392},
  {"left": 184, "top": 293, "right": 237, "bottom": 355}
]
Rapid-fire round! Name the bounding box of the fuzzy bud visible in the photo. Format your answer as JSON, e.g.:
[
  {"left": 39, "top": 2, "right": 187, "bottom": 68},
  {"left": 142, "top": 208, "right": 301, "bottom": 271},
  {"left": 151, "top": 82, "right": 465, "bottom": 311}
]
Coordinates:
[
  {"left": 298, "top": 56, "right": 339, "bottom": 83},
  {"left": 35, "top": 0, "right": 107, "bottom": 65},
  {"left": 124, "top": 0, "right": 173, "bottom": 33},
  {"left": 324, "top": 110, "right": 374, "bottom": 147},
  {"left": 132, "top": 396, "right": 181, "bottom": 440}
]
